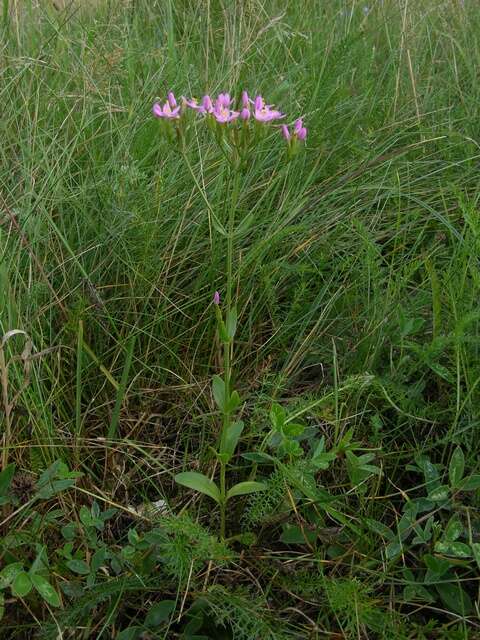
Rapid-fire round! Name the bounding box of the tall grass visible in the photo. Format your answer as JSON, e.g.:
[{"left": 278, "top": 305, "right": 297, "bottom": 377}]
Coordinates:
[{"left": 1, "top": 0, "right": 480, "bottom": 637}]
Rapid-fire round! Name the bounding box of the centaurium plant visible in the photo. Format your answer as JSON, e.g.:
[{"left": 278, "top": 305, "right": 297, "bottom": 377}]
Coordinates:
[{"left": 153, "top": 90, "right": 307, "bottom": 538}]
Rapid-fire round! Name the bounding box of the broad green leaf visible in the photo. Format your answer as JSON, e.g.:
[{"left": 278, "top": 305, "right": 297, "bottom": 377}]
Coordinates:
[
  {"left": 269, "top": 404, "right": 285, "bottom": 431},
  {"left": 145, "top": 600, "right": 176, "bottom": 626},
  {"left": 226, "top": 306, "right": 237, "bottom": 340},
  {"left": 312, "top": 436, "right": 325, "bottom": 457},
  {"left": 283, "top": 422, "right": 304, "bottom": 437},
  {"left": 212, "top": 376, "right": 226, "bottom": 412},
  {"left": 443, "top": 515, "right": 463, "bottom": 542},
  {"left": 79, "top": 505, "right": 94, "bottom": 527},
  {"left": 175, "top": 472, "right": 221, "bottom": 504},
  {"left": 0, "top": 464, "right": 15, "bottom": 496},
  {"left": 461, "top": 474, "right": 480, "bottom": 491},
  {"left": 436, "top": 583, "right": 473, "bottom": 615},
  {"left": 12, "top": 572, "right": 32, "bottom": 597},
  {"left": 428, "top": 485, "right": 450, "bottom": 502},
  {"left": 221, "top": 421, "right": 244, "bottom": 459},
  {"left": 423, "top": 554, "right": 450, "bottom": 576},
  {"left": 0, "top": 563, "right": 23, "bottom": 588},
  {"left": 31, "top": 574, "right": 61, "bottom": 607},
  {"left": 227, "top": 390, "right": 241, "bottom": 413},
  {"left": 66, "top": 559, "right": 90, "bottom": 575},
  {"left": 385, "top": 541, "right": 402, "bottom": 559},
  {"left": 280, "top": 523, "right": 316, "bottom": 545},
  {"left": 434, "top": 541, "right": 471, "bottom": 558},
  {"left": 471, "top": 543, "right": 480, "bottom": 570},
  {"left": 448, "top": 446, "right": 465, "bottom": 487},
  {"left": 117, "top": 627, "right": 143, "bottom": 640},
  {"left": 403, "top": 584, "right": 435, "bottom": 603},
  {"left": 227, "top": 481, "right": 266, "bottom": 500},
  {"left": 364, "top": 518, "right": 394, "bottom": 540}
]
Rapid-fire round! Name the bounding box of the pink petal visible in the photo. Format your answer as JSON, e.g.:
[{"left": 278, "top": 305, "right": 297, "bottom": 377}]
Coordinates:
[
  {"left": 281, "top": 124, "right": 290, "bottom": 140},
  {"left": 168, "top": 91, "right": 177, "bottom": 108},
  {"left": 152, "top": 102, "right": 164, "bottom": 118}
]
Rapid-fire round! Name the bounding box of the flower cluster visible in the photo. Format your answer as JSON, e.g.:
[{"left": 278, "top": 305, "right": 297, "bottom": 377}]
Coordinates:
[{"left": 152, "top": 90, "right": 307, "bottom": 146}]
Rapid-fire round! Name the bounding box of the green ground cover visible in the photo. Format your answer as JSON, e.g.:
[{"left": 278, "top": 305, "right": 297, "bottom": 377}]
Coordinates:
[{"left": 1, "top": 0, "right": 480, "bottom": 637}]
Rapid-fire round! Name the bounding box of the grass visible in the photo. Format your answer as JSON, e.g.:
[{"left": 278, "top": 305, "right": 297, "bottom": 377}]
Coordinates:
[{"left": 1, "top": 0, "right": 480, "bottom": 637}]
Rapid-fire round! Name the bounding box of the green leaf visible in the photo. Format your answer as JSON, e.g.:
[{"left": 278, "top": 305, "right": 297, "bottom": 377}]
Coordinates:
[
  {"left": 460, "top": 474, "right": 480, "bottom": 491},
  {"left": 226, "top": 481, "right": 267, "bottom": 500},
  {"left": 436, "top": 583, "right": 473, "bottom": 615},
  {"left": 66, "top": 559, "right": 90, "bottom": 575},
  {"left": 241, "top": 452, "right": 274, "bottom": 464},
  {"left": 221, "top": 421, "right": 244, "bottom": 459},
  {"left": 0, "top": 464, "right": 15, "bottom": 496},
  {"left": 117, "top": 627, "right": 143, "bottom": 640},
  {"left": 31, "top": 574, "right": 61, "bottom": 607},
  {"left": 283, "top": 422, "right": 304, "bottom": 437},
  {"left": 385, "top": 541, "right": 402, "bottom": 559},
  {"left": 145, "top": 600, "right": 176, "bottom": 626},
  {"left": 226, "top": 307, "right": 237, "bottom": 340},
  {"left": 423, "top": 554, "right": 451, "bottom": 576},
  {"left": 79, "top": 505, "right": 94, "bottom": 527},
  {"left": 448, "top": 446, "right": 465, "bottom": 487},
  {"left": 434, "top": 541, "right": 472, "bottom": 558},
  {"left": 269, "top": 404, "right": 285, "bottom": 431},
  {"left": 234, "top": 212, "right": 254, "bottom": 237},
  {"left": 312, "top": 436, "right": 325, "bottom": 457},
  {"left": 210, "top": 213, "right": 227, "bottom": 237},
  {"left": 227, "top": 390, "right": 241, "bottom": 413},
  {"left": 364, "top": 518, "right": 394, "bottom": 540},
  {"left": 428, "top": 485, "right": 450, "bottom": 502},
  {"left": 471, "top": 543, "right": 480, "bottom": 570},
  {"left": 12, "top": 572, "right": 32, "bottom": 597},
  {"left": 280, "top": 523, "right": 316, "bottom": 545},
  {"left": 0, "top": 563, "right": 23, "bottom": 588},
  {"left": 212, "top": 376, "right": 226, "bottom": 412},
  {"left": 175, "top": 472, "right": 221, "bottom": 504},
  {"left": 443, "top": 515, "right": 463, "bottom": 542}
]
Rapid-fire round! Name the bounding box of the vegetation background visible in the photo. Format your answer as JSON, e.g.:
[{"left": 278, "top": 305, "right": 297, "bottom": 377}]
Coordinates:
[{"left": 1, "top": 0, "right": 480, "bottom": 637}]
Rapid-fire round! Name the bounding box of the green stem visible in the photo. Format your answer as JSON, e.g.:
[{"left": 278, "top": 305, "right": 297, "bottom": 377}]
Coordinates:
[
  {"left": 218, "top": 167, "right": 241, "bottom": 538},
  {"left": 220, "top": 461, "right": 226, "bottom": 540}
]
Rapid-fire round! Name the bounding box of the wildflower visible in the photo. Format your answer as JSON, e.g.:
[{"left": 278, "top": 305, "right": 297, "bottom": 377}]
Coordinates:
[
  {"left": 152, "top": 92, "right": 181, "bottom": 119},
  {"left": 253, "top": 95, "right": 284, "bottom": 122},
  {"left": 240, "top": 90, "right": 251, "bottom": 120},
  {"left": 212, "top": 93, "right": 239, "bottom": 123},
  {"left": 213, "top": 291, "right": 220, "bottom": 305},
  {"left": 184, "top": 94, "right": 214, "bottom": 115},
  {"left": 281, "top": 124, "right": 290, "bottom": 141},
  {"left": 217, "top": 93, "right": 233, "bottom": 107},
  {"left": 294, "top": 118, "right": 307, "bottom": 140}
]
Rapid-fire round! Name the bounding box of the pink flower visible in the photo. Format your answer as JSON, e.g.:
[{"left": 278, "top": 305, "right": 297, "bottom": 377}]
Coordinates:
[
  {"left": 241, "top": 91, "right": 250, "bottom": 108},
  {"left": 217, "top": 93, "right": 233, "bottom": 107},
  {"left": 212, "top": 94, "right": 239, "bottom": 123},
  {"left": 281, "top": 118, "right": 307, "bottom": 143},
  {"left": 184, "top": 94, "right": 214, "bottom": 115},
  {"left": 281, "top": 124, "right": 290, "bottom": 141},
  {"left": 240, "top": 107, "right": 250, "bottom": 120},
  {"left": 153, "top": 97, "right": 181, "bottom": 120},
  {"left": 253, "top": 95, "right": 284, "bottom": 122},
  {"left": 213, "top": 291, "right": 220, "bottom": 305},
  {"left": 294, "top": 118, "right": 307, "bottom": 140}
]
